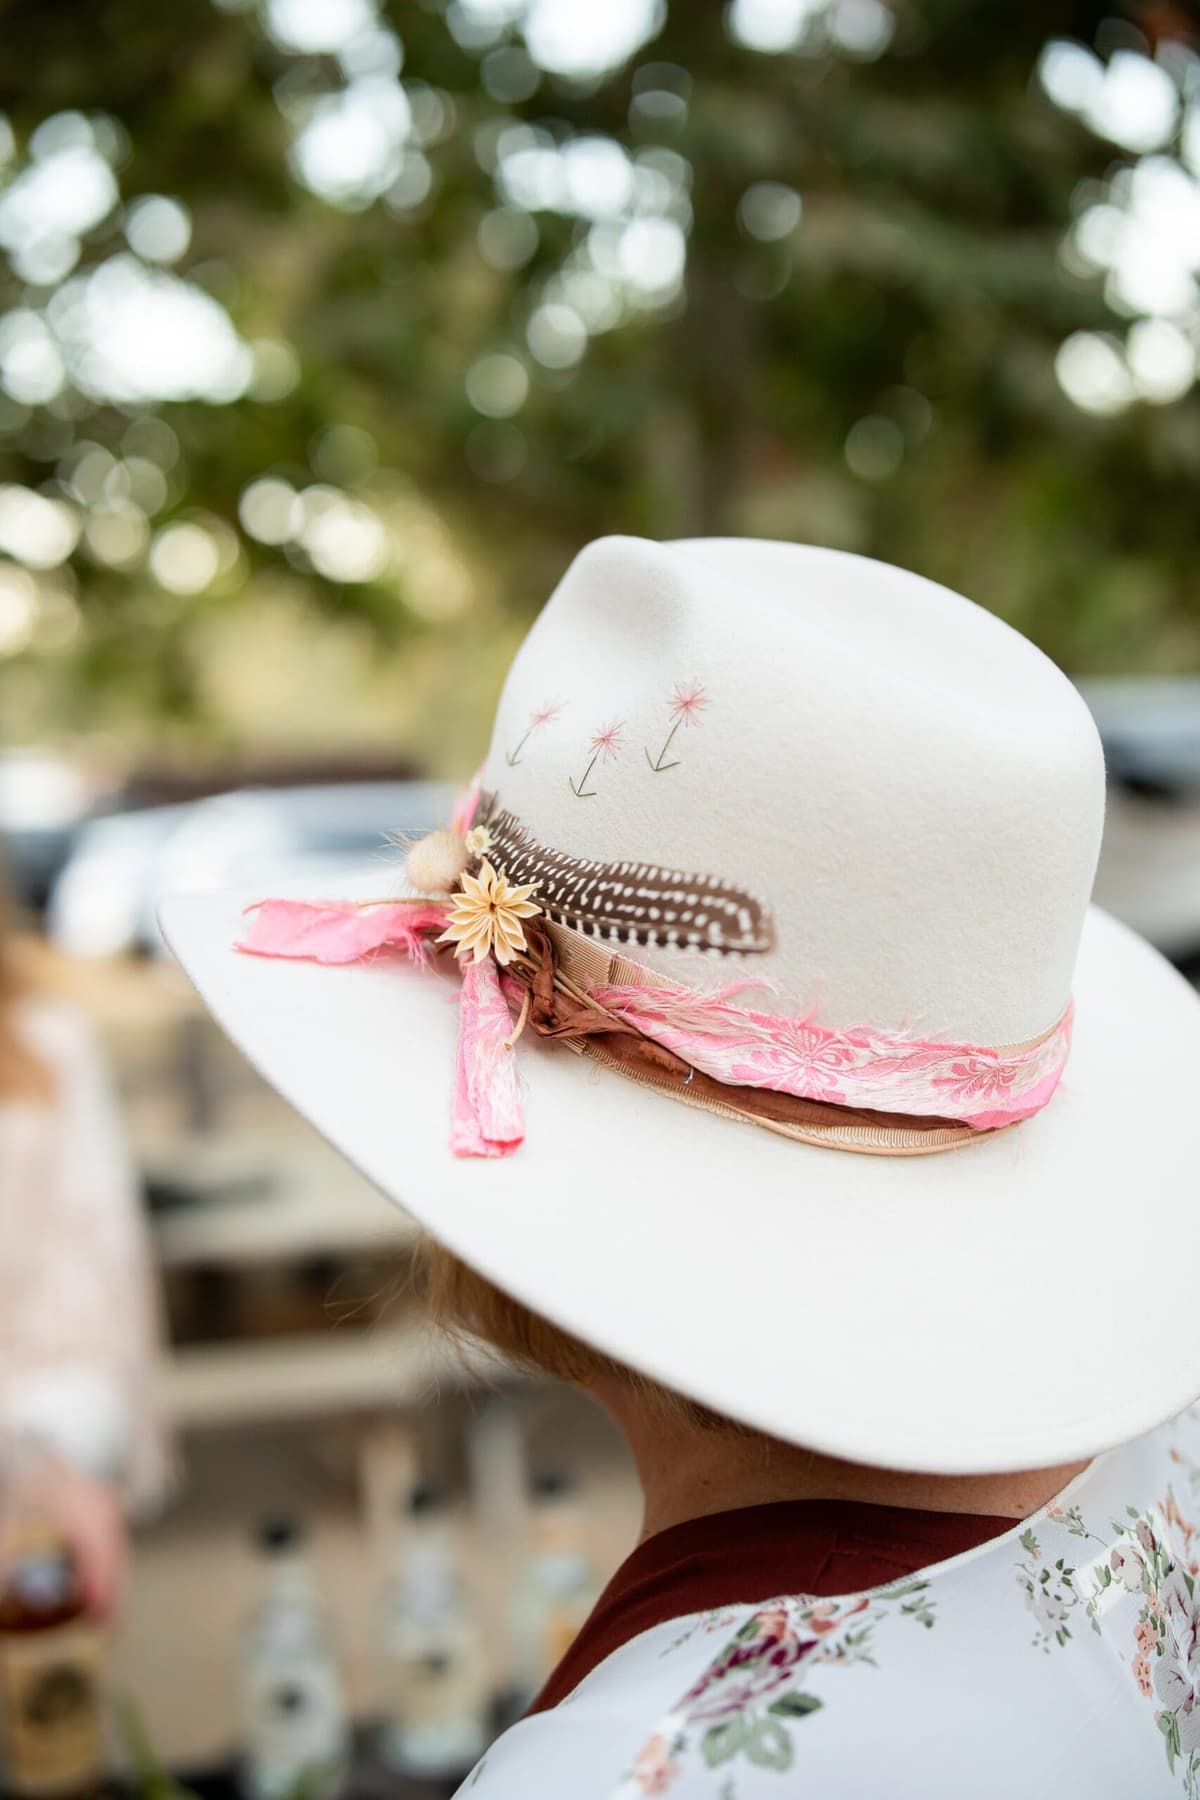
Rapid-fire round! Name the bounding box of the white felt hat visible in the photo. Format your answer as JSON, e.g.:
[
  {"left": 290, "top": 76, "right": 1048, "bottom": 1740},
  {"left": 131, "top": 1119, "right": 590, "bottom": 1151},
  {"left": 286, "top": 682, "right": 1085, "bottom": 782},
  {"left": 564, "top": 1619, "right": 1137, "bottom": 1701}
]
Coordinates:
[{"left": 161, "top": 537, "right": 1200, "bottom": 1474}]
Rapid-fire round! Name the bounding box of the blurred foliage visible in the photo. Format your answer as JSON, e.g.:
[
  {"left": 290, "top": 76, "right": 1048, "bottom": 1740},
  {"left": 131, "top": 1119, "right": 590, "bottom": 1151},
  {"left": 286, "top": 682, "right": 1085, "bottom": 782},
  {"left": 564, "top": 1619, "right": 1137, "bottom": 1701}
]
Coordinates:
[{"left": 0, "top": 0, "right": 1197, "bottom": 774}]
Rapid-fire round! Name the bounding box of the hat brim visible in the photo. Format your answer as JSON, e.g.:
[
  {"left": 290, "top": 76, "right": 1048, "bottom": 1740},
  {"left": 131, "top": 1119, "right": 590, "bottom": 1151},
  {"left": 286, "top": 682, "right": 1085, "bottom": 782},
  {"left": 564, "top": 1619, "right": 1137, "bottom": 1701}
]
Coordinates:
[{"left": 160, "top": 878, "right": 1200, "bottom": 1475}]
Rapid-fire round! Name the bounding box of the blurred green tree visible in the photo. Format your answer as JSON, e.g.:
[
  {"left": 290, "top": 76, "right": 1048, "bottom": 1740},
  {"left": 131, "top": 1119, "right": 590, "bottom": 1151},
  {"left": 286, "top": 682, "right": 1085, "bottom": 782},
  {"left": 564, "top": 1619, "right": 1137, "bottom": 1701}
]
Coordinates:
[{"left": 0, "top": 0, "right": 1196, "bottom": 771}]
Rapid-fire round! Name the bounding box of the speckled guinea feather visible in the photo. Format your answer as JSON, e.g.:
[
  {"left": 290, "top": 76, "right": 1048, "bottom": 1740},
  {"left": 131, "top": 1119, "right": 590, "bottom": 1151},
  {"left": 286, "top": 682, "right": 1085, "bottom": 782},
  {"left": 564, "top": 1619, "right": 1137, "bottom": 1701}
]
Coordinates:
[{"left": 476, "top": 794, "right": 775, "bottom": 955}]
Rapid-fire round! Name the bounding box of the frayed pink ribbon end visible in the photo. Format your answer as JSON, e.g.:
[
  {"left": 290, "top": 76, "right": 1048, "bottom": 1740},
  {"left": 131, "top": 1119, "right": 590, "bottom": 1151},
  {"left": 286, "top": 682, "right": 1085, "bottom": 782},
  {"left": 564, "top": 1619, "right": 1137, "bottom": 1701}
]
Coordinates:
[
  {"left": 236, "top": 897, "right": 524, "bottom": 1159},
  {"left": 238, "top": 898, "right": 448, "bottom": 964},
  {"left": 449, "top": 956, "right": 524, "bottom": 1158}
]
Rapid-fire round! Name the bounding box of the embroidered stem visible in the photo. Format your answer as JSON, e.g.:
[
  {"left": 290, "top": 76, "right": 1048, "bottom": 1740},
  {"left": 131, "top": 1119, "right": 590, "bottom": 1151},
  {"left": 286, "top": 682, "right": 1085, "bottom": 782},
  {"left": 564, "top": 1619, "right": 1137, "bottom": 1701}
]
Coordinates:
[
  {"left": 505, "top": 701, "right": 564, "bottom": 767},
  {"left": 645, "top": 716, "right": 683, "bottom": 773},
  {"left": 571, "top": 721, "right": 624, "bottom": 796},
  {"left": 505, "top": 726, "right": 535, "bottom": 767},
  {"left": 569, "top": 751, "right": 599, "bottom": 798}
]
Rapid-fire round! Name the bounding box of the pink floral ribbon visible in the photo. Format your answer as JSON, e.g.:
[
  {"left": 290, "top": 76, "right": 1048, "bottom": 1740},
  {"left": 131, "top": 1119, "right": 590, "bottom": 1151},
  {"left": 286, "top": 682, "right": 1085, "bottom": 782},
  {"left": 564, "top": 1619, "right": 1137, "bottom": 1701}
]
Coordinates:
[
  {"left": 236, "top": 896, "right": 1072, "bottom": 1157},
  {"left": 585, "top": 983, "right": 1073, "bottom": 1133},
  {"left": 449, "top": 956, "right": 524, "bottom": 1157}
]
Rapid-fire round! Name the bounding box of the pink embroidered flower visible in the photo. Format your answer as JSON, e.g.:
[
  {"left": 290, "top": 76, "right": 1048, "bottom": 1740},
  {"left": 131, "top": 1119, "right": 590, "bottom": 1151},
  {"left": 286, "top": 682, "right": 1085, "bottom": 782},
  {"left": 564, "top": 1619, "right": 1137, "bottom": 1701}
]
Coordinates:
[
  {"left": 1134, "top": 1653, "right": 1155, "bottom": 1697},
  {"left": 1135, "top": 1618, "right": 1158, "bottom": 1655},
  {"left": 631, "top": 1734, "right": 680, "bottom": 1797},
  {"left": 669, "top": 681, "right": 708, "bottom": 727},
  {"left": 647, "top": 683, "right": 708, "bottom": 772},
  {"left": 505, "top": 699, "right": 565, "bottom": 766},
  {"left": 570, "top": 721, "right": 626, "bottom": 798},
  {"left": 729, "top": 1021, "right": 857, "bottom": 1103},
  {"left": 591, "top": 720, "right": 625, "bottom": 760}
]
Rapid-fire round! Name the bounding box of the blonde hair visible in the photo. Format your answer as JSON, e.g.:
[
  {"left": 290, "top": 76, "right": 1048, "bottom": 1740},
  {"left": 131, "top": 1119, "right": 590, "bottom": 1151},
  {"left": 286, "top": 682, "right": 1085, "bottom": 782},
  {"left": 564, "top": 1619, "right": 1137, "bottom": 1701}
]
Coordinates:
[
  {"left": 0, "top": 879, "right": 53, "bottom": 1104},
  {"left": 418, "top": 1236, "right": 744, "bottom": 1434}
]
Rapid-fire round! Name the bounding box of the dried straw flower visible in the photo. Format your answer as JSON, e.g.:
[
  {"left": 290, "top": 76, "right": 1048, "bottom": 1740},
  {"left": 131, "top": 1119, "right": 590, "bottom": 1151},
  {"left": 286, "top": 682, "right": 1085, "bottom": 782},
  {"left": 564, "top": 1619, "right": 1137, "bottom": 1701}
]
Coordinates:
[{"left": 437, "top": 859, "right": 540, "bottom": 965}]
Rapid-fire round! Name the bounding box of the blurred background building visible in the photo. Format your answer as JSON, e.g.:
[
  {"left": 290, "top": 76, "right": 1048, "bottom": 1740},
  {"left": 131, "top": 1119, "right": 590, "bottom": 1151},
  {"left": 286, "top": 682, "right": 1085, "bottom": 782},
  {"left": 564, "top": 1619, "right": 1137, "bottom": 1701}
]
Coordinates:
[{"left": 0, "top": 0, "right": 1198, "bottom": 1790}]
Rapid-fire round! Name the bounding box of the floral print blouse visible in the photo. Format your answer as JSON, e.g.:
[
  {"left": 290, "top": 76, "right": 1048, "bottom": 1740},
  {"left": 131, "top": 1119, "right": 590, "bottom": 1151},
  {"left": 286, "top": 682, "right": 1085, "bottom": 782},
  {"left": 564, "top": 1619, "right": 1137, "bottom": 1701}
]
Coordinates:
[{"left": 459, "top": 1405, "right": 1200, "bottom": 1799}]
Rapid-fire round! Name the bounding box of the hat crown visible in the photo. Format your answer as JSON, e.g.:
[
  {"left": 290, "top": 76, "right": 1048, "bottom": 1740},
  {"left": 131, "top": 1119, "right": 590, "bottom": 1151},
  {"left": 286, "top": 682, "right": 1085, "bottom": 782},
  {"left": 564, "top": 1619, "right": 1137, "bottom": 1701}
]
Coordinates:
[{"left": 482, "top": 536, "right": 1105, "bottom": 1045}]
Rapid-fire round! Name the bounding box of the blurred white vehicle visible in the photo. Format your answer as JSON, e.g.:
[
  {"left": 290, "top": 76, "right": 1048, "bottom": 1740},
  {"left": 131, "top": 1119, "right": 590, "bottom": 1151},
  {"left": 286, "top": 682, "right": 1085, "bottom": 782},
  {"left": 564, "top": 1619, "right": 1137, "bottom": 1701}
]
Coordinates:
[
  {"left": 0, "top": 749, "right": 100, "bottom": 906},
  {"left": 1081, "top": 679, "right": 1200, "bottom": 967},
  {"left": 48, "top": 780, "right": 453, "bottom": 959}
]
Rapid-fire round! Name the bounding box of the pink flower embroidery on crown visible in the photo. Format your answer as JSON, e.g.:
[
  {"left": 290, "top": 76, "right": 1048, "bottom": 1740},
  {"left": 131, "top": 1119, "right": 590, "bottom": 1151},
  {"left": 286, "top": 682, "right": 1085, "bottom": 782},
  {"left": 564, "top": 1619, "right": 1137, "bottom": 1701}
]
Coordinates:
[
  {"left": 505, "top": 699, "right": 564, "bottom": 768},
  {"left": 570, "top": 720, "right": 625, "bottom": 797},
  {"left": 647, "top": 679, "right": 709, "bottom": 773}
]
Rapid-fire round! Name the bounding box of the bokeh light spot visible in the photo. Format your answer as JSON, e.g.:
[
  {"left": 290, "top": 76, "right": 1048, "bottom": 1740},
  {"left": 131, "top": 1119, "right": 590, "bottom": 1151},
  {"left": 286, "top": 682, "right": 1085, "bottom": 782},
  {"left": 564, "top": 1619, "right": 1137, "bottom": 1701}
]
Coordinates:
[
  {"left": 465, "top": 352, "right": 529, "bottom": 417},
  {"left": 526, "top": 302, "right": 587, "bottom": 368},
  {"left": 738, "top": 181, "right": 802, "bottom": 241},
  {"left": 249, "top": 338, "right": 302, "bottom": 402},
  {"left": 844, "top": 414, "right": 904, "bottom": 480},
  {"left": 521, "top": 0, "right": 665, "bottom": 78},
  {"left": 1055, "top": 331, "right": 1134, "bottom": 415},
  {"left": 239, "top": 477, "right": 301, "bottom": 545},
  {"left": 1125, "top": 318, "right": 1196, "bottom": 405},
  {"left": 478, "top": 206, "right": 539, "bottom": 271},
  {"left": 124, "top": 195, "right": 192, "bottom": 264},
  {"left": 149, "top": 521, "right": 222, "bottom": 593},
  {"left": 829, "top": 0, "right": 894, "bottom": 58},
  {"left": 265, "top": 0, "right": 378, "bottom": 55},
  {"left": 0, "top": 487, "right": 80, "bottom": 567},
  {"left": 0, "top": 564, "right": 38, "bottom": 655}
]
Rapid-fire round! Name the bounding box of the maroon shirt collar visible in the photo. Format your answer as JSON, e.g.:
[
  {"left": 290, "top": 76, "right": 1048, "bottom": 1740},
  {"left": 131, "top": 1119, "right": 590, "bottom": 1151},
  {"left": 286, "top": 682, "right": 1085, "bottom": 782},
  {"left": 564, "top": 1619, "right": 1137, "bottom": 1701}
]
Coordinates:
[{"left": 529, "top": 1497, "right": 1013, "bottom": 1714}]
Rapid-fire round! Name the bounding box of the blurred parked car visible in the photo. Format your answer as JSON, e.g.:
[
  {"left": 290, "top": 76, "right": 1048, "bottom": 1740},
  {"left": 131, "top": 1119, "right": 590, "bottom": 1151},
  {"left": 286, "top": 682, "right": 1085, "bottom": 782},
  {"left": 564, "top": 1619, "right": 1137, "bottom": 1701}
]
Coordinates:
[
  {"left": 1081, "top": 679, "right": 1200, "bottom": 971},
  {"left": 48, "top": 780, "right": 453, "bottom": 958},
  {"left": 0, "top": 749, "right": 104, "bottom": 908}
]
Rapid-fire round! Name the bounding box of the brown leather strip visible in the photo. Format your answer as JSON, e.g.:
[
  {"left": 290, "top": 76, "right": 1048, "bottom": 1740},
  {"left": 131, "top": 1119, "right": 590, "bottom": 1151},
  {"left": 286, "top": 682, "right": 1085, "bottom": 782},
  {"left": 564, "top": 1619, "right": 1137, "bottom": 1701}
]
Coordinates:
[{"left": 510, "top": 921, "right": 987, "bottom": 1157}]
